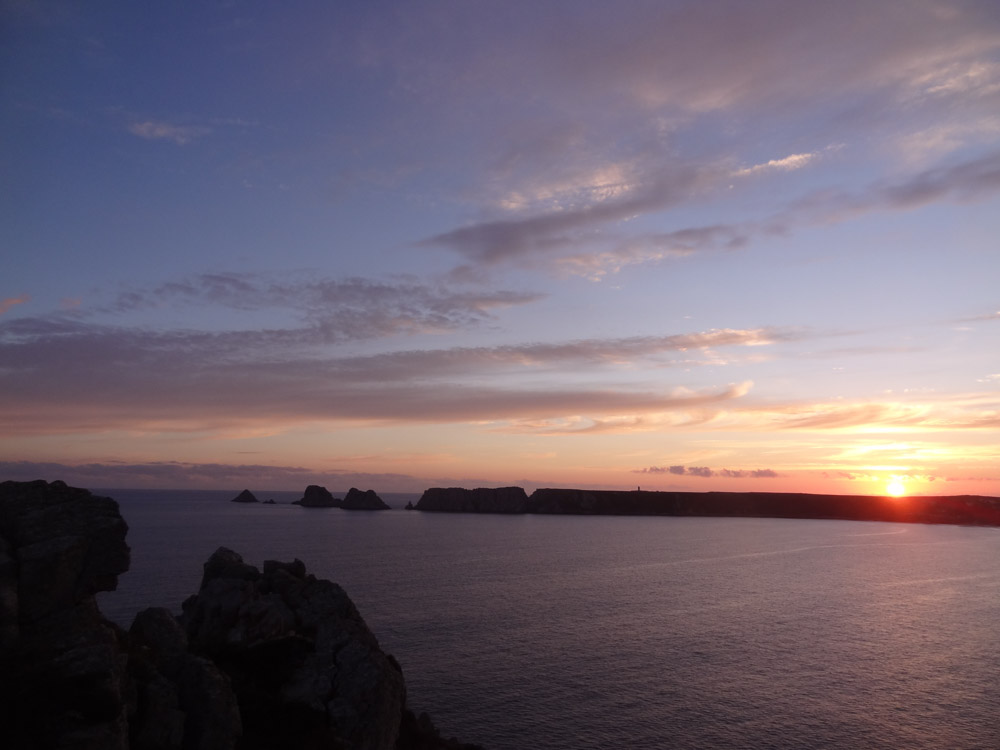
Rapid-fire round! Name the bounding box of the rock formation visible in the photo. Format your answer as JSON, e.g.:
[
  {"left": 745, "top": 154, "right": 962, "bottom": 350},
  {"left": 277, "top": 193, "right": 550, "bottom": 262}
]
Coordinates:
[
  {"left": 415, "top": 487, "right": 528, "bottom": 513},
  {"left": 342, "top": 488, "right": 391, "bottom": 511},
  {"left": 409, "top": 485, "right": 1000, "bottom": 526},
  {"left": 526, "top": 488, "right": 1000, "bottom": 524},
  {"left": 0, "top": 479, "right": 131, "bottom": 749},
  {"left": 180, "top": 547, "right": 405, "bottom": 750},
  {"left": 0, "top": 480, "right": 483, "bottom": 749},
  {"left": 293, "top": 485, "right": 340, "bottom": 508},
  {"left": 231, "top": 489, "right": 259, "bottom": 503}
]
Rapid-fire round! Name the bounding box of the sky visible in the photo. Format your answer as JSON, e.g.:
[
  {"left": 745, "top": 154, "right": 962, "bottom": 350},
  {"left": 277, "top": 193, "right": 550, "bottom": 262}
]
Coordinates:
[{"left": 2, "top": 0, "right": 999, "bottom": 495}]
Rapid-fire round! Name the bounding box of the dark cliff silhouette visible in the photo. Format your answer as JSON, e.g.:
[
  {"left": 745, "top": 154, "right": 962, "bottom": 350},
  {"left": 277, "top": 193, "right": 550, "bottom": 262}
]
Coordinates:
[
  {"left": 0, "top": 480, "right": 482, "bottom": 750},
  {"left": 415, "top": 487, "right": 1000, "bottom": 526}
]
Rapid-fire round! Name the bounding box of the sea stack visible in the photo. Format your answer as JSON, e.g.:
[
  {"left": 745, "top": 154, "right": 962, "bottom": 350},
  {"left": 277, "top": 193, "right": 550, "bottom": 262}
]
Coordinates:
[
  {"left": 231, "top": 488, "right": 259, "bottom": 503},
  {"left": 342, "top": 488, "right": 391, "bottom": 510},
  {"left": 293, "top": 484, "right": 340, "bottom": 508}
]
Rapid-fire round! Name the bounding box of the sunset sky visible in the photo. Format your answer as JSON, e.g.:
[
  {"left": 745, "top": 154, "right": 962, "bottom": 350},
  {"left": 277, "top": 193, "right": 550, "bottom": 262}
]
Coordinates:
[{"left": 2, "top": 1, "right": 998, "bottom": 495}]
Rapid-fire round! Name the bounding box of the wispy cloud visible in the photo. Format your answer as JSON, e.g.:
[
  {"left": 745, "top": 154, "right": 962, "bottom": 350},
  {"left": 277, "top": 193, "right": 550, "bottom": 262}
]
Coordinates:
[
  {"left": 0, "top": 295, "right": 30, "bottom": 315},
  {"left": 734, "top": 152, "right": 818, "bottom": 177},
  {"left": 1, "top": 270, "right": 795, "bottom": 435},
  {"left": 423, "top": 144, "right": 1000, "bottom": 279},
  {"left": 419, "top": 161, "right": 716, "bottom": 266},
  {"left": 128, "top": 119, "right": 210, "bottom": 145},
  {"left": 105, "top": 272, "right": 544, "bottom": 344},
  {"left": 0, "top": 460, "right": 428, "bottom": 492},
  {"left": 633, "top": 465, "right": 780, "bottom": 478}
]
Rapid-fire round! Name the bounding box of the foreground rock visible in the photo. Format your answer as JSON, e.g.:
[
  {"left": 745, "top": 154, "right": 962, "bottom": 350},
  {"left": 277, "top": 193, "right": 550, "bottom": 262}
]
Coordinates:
[
  {"left": 0, "top": 480, "right": 483, "bottom": 749},
  {"left": 231, "top": 489, "right": 259, "bottom": 503},
  {"left": 342, "top": 488, "right": 391, "bottom": 510},
  {"left": 415, "top": 487, "right": 528, "bottom": 513},
  {"left": 181, "top": 547, "right": 405, "bottom": 749},
  {"left": 0, "top": 479, "right": 131, "bottom": 749},
  {"left": 293, "top": 484, "right": 341, "bottom": 508}
]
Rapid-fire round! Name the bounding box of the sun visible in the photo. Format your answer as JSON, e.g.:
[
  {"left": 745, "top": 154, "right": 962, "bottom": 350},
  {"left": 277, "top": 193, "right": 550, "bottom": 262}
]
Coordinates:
[{"left": 886, "top": 479, "right": 907, "bottom": 497}]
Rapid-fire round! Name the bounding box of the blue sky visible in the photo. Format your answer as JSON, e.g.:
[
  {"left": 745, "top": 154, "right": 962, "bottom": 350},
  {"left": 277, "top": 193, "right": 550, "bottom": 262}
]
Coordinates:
[{"left": 2, "top": 0, "right": 998, "bottom": 493}]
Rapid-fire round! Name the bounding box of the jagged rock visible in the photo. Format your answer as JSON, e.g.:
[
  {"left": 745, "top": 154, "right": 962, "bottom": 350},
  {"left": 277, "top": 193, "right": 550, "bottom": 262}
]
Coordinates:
[
  {"left": 181, "top": 547, "right": 405, "bottom": 750},
  {"left": 128, "top": 607, "right": 241, "bottom": 750},
  {"left": 293, "top": 485, "right": 340, "bottom": 508},
  {"left": 263, "top": 499, "right": 276, "bottom": 505},
  {"left": 0, "top": 480, "right": 482, "bottom": 750},
  {"left": 342, "top": 488, "right": 390, "bottom": 511},
  {"left": 0, "top": 479, "right": 131, "bottom": 749},
  {"left": 404, "top": 501, "right": 415, "bottom": 511},
  {"left": 231, "top": 489, "right": 259, "bottom": 503},
  {"left": 415, "top": 487, "right": 528, "bottom": 513}
]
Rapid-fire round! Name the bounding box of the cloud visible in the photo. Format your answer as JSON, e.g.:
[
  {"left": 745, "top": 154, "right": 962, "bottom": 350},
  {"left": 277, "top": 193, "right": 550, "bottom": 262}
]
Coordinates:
[
  {"left": 128, "top": 120, "right": 210, "bottom": 145},
  {"left": 421, "top": 147, "right": 1000, "bottom": 279},
  {"left": 0, "top": 460, "right": 429, "bottom": 493},
  {"left": 0, "top": 290, "right": 768, "bottom": 434},
  {"left": 734, "top": 152, "right": 818, "bottom": 177},
  {"left": 320, "top": 329, "right": 787, "bottom": 381},
  {"left": 960, "top": 309, "right": 1000, "bottom": 323},
  {"left": 633, "top": 465, "right": 780, "bottom": 478},
  {"left": 785, "top": 150, "right": 1000, "bottom": 226},
  {"left": 419, "top": 161, "right": 715, "bottom": 265},
  {"left": 2, "top": 280, "right": 776, "bottom": 432},
  {"left": 103, "top": 272, "right": 544, "bottom": 345},
  {"left": 0, "top": 295, "right": 29, "bottom": 315}
]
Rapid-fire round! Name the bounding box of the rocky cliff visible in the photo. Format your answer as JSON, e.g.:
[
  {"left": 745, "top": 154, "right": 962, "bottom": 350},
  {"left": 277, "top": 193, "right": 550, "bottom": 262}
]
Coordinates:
[
  {"left": 526, "top": 488, "right": 1000, "bottom": 525},
  {"left": 410, "top": 485, "right": 1000, "bottom": 526},
  {"left": 415, "top": 487, "right": 528, "bottom": 513},
  {"left": 0, "top": 479, "right": 131, "bottom": 749},
  {"left": 0, "top": 480, "right": 482, "bottom": 750}
]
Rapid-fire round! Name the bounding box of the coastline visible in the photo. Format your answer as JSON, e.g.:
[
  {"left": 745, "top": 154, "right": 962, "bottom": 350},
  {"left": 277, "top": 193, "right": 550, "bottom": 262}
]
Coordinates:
[{"left": 413, "top": 487, "right": 1000, "bottom": 527}]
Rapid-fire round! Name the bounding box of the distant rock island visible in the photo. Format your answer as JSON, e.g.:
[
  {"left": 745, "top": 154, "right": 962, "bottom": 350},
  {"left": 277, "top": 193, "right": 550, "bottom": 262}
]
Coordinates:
[
  {"left": 343, "top": 487, "right": 391, "bottom": 510},
  {"left": 415, "top": 487, "right": 1000, "bottom": 527},
  {"left": 294, "top": 483, "right": 340, "bottom": 507},
  {"left": 0, "top": 479, "right": 480, "bottom": 749},
  {"left": 231, "top": 488, "right": 259, "bottom": 503},
  {"left": 289, "top": 485, "right": 391, "bottom": 510}
]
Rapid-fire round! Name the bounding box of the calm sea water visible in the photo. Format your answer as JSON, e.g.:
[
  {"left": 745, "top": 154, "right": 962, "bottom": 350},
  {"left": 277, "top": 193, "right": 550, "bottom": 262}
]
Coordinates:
[{"left": 97, "top": 489, "right": 1000, "bottom": 750}]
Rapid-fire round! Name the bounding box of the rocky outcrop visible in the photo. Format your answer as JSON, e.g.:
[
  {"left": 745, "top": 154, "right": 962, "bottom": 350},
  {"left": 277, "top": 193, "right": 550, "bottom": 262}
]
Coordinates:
[
  {"left": 293, "top": 485, "right": 340, "bottom": 508},
  {"left": 415, "top": 487, "right": 528, "bottom": 513},
  {"left": 342, "top": 488, "right": 391, "bottom": 511},
  {"left": 180, "top": 548, "right": 405, "bottom": 750},
  {"left": 231, "top": 489, "right": 259, "bottom": 503},
  {"left": 0, "top": 480, "right": 484, "bottom": 749},
  {"left": 0, "top": 479, "right": 131, "bottom": 749},
  {"left": 128, "top": 606, "right": 241, "bottom": 749}
]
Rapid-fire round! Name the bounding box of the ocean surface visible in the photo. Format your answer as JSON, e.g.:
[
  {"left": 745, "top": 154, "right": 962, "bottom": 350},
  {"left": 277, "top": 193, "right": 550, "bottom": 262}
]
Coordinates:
[{"left": 97, "top": 489, "right": 1000, "bottom": 749}]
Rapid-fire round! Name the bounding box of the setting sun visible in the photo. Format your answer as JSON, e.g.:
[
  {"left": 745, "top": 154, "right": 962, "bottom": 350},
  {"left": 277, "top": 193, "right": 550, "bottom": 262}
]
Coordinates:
[{"left": 887, "top": 479, "right": 907, "bottom": 497}]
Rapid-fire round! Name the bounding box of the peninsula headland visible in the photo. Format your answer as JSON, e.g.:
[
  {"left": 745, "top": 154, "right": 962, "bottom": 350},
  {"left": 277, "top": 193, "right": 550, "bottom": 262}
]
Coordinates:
[{"left": 414, "top": 487, "right": 1000, "bottom": 527}]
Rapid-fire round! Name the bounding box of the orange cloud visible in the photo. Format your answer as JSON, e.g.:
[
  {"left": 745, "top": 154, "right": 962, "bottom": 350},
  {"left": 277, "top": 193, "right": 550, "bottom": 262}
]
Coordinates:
[{"left": 0, "top": 294, "right": 29, "bottom": 315}]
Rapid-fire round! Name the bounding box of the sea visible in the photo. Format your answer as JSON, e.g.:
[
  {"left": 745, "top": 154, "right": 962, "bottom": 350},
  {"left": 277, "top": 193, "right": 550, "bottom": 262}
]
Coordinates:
[{"left": 96, "top": 489, "right": 1000, "bottom": 750}]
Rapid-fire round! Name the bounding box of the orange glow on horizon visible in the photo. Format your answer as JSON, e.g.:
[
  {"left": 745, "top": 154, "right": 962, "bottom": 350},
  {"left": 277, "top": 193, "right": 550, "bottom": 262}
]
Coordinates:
[{"left": 886, "top": 478, "right": 907, "bottom": 497}]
